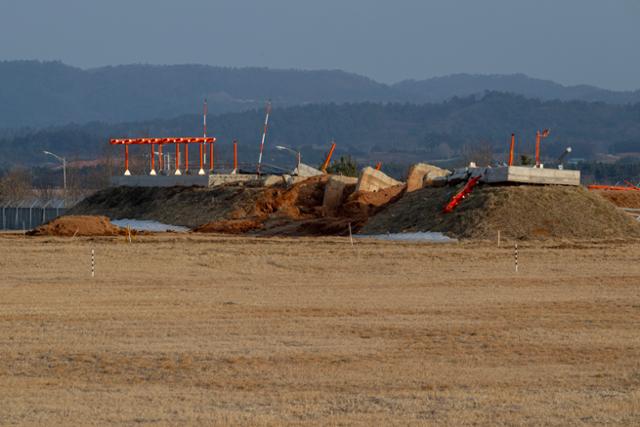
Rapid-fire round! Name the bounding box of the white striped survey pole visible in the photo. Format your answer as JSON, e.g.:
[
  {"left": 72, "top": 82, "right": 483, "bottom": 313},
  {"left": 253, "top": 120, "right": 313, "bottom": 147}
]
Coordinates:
[
  {"left": 91, "top": 248, "right": 95, "bottom": 278},
  {"left": 514, "top": 243, "right": 518, "bottom": 273},
  {"left": 256, "top": 101, "right": 272, "bottom": 175}
]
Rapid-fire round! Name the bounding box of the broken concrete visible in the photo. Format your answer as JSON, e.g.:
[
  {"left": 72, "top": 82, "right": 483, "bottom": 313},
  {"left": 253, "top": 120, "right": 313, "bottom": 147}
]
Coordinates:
[
  {"left": 283, "top": 174, "right": 312, "bottom": 187},
  {"left": 322, "top": 175, "right": 358, "bottom": 215},
  {"left": 356, "top": 167, "right": 403, "bottom": 193},
  {"left": 406, "top": 163, "right": 450, "bottom": 192},
  {"left": 261, "top": 175, "right": 285, "bottom": 187},
  {"left": 293, "top": 163, "right": 323, "bottom": 178}
]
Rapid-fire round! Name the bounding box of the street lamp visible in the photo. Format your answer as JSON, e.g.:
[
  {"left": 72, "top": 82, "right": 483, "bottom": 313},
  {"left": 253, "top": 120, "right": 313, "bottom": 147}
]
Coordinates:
[
  {"left": 275, "top": 145, "right": 301, "bottom": 173},
  {"left": 557, "top": 147, "right": 572, "bottom": 170},
  {"left": 43, "top": 150, "right": 67, "bottom": 191}
]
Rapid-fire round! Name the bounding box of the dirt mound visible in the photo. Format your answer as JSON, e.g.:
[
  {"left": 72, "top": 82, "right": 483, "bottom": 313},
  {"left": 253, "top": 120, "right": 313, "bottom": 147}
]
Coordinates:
[
  {"left": 70, "top": 185, "right": 264, "bottom": 228},
  {"left": 70, "top": 176, "right": 405, "bottom": 237},
  {"left": 342, "top": 185, "right": 405, "bottom": 217},
  {"left": 361, "top": 184, "right": 640, "bottom": 240},
  {"left": 28, "top": 215, "right": 130, "bottom": 237},
  {"left": 194, "top": 176, "right": 402, "bottom": 236},
  {"left": 594, "top": 190, "right": 640, "bottom": 209},
  {"left": 193, "top": 219, "right": 264, "bottom": 234}
]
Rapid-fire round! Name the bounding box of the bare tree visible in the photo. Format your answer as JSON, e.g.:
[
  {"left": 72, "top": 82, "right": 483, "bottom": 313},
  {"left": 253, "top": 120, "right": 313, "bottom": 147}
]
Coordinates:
[
  {"left": 460, "top": 142, "right": 494, "bottom": 167},
  {"left": 0, "top": 167, "right": 33, "bottom": 203}
]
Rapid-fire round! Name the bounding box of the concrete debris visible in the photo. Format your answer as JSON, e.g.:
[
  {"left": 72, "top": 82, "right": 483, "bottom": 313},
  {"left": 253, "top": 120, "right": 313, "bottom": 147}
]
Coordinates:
[
  {"left": 322, "top": 175, "right": 358, "bottom": 216},
  {"left": 447, "top": 168, "right": 472, "bottom": 184},
  {"left": 356, "top": 167, "right": 404, "bottom": 193},
  {"left": 284, "top": 175, "right": 311, "bottom": 187},
  {"left": 261, "top": 175, "right": 285, "bottom": 187},
  {"left": 294, "top": 163, "right": 324, "bottom": 178},
  {"left": 406, "top": 163, "right": 450, "bottom": 192}
]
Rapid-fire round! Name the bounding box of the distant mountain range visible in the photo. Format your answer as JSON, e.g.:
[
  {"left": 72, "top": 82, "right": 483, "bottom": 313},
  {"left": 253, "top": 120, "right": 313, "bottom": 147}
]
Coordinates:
[
  {"left": 1, "top": 60, "right": 639, "bottom": 128},
  {"left": 3, "top": 92, "right": 639, "bottom": 170}
]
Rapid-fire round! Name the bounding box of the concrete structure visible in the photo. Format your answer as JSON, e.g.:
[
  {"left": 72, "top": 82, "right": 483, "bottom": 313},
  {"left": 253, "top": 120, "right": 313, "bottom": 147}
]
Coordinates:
[
  {"left": 209, "top": 174, "right": 259, "bottom": 186},
  {"left": 356, "top": 167, "right": 403, "bottom": 193},
  {"left": 406, "top": 163, "right": 450, "bottom": 192},
  {"left": 322, "top": 175, "right": 358, "bottom": 215},
  {"left": 293, "top": 163, "right": 323, "bottom": 178},
  {"left": 481, "top": 166, "right": 580, "bottom": 186},
  {"left": 261, "top": 175, "right": 286, "bottom": 187},
  {"left": 111, "top": 174, "right": 260, "bottom": 188},
  {"left": 283, "top": 175, "right": 312, "bottom": 187}
]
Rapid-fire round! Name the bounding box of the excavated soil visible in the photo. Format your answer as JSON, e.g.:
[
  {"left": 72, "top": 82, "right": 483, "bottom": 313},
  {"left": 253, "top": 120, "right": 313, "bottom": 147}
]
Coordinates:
[
  {"left": 192, "top": 219, "right": 264, "bottom": 234},
  {"left": 70, "top": 178, "right": 639, "bottom": 241},
  {"left": 69, "top": 185, "right": 264, "bottom": 228},
  {"left": 594, "top": 190, "right": 640, "bottom": 209},
  {"left": 361, "top": 184, "right": 640, "bottom": 240},
  {"left": 27, "top": 215, "right": 132, "bottom": 237},
  {"left": 73, "top": 177, "right": 402, "bottom": 237}
]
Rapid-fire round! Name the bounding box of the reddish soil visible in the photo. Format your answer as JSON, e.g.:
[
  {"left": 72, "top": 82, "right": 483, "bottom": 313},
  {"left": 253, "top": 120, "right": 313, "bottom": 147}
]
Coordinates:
[
  {"left": 27, "top": 215, "right": 132, "bottom": 237},
  {"left": 594, "top": 189, "right": 640, "bottom": 209},
  {"left": 196, "top": 176, "right": 404, "bottom": 236}
]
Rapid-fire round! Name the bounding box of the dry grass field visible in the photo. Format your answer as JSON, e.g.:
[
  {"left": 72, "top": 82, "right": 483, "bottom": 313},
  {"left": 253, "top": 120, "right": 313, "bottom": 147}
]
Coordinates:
[{"left": 0, "top": 233, "right": 639, "bottom": 425}]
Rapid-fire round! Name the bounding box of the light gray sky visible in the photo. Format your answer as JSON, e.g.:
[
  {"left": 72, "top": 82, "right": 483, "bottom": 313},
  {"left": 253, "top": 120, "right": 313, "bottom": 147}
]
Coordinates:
[{"left": 1, "top": 0, "right": 639, "bottom": 90}]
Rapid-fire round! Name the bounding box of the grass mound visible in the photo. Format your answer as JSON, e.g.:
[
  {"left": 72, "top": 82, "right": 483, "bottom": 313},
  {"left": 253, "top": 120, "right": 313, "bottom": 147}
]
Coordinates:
[{"left": 361, "top": 184, "right": 640, "bottom": 240}]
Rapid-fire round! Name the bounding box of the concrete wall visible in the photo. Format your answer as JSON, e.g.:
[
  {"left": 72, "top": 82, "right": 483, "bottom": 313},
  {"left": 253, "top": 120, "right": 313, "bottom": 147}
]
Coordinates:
[
  {"left": 111, "top": 174, "right": 260, "bottom": 188},
  {"left": 482, "top": 166, "right": 580, "bottom": 186},
  {"left": 111, "top": 175, "right": 210, "bottom": 187}
]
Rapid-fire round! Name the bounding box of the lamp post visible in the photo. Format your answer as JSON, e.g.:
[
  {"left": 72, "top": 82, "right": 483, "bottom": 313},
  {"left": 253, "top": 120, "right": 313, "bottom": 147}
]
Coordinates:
[
  {"left": 275, "top": 145, "right": 301, "bottom": 173},
  {"left": 557, "top": 147, "right": 572, "bottom": 170},
  {"left": 43, "top": 151, "right": 66, "bottom": 190},
  {"left": 43, "top": 151, "right": 67, "bottom": 204}
]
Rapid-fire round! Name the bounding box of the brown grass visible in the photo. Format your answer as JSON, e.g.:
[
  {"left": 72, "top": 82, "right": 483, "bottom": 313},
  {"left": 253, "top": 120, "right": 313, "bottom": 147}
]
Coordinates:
[{"left": 0, "top": 234, "right": 639, "bottom": 425}]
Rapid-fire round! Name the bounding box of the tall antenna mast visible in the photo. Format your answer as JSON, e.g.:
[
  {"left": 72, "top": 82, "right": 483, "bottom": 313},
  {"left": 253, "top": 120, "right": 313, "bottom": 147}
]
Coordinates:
[{"left": 256, "top": 100, "right": 272, "bottom": 175}]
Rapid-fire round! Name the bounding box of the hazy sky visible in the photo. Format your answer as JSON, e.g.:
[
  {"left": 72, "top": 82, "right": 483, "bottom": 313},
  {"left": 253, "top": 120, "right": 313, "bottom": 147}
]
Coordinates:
[{"left": 1, "top": 0, "right": 639, "bottom": 90}]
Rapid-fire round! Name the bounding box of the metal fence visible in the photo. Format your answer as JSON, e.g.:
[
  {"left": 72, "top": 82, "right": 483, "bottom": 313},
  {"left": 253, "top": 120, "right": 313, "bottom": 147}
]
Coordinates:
[{"left": 1, "top": 199, "right": 68, "bottom": 230}]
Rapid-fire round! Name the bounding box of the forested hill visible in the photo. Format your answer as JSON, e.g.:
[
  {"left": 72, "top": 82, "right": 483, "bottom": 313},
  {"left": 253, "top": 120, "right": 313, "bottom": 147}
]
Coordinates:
[
  {"left": 2, "top": 93, "right": 639, "bottom": 168},
  {"left": 1, "top": 61, "right": 640, "bottom": 128}
]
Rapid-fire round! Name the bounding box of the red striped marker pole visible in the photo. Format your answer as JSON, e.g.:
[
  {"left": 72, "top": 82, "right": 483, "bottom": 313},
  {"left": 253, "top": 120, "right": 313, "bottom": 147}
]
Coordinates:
[{"left": 256, "top": 101, "right": 272, "bottom": 175}]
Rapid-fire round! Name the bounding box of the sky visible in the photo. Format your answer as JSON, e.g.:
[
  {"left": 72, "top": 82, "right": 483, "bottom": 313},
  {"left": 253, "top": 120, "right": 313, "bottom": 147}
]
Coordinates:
[{"left": 1, "top": 0, "right": 639, "bottom": 90}]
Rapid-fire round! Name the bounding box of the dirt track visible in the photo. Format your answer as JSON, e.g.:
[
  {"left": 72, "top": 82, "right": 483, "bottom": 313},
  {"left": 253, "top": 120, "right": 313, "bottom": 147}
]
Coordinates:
[{"left": 1, "top": 234, "right": 639, "bottom": 425}]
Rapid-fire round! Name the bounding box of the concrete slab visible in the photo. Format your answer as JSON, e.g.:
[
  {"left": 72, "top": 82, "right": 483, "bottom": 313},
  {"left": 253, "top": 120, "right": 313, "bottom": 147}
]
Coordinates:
[
  {"left": 406, "top": 163, "right": 450, "bottom": 192},
  {"left": 322, "top": 175, "right": 358, "bottom": 215},
  {"left": 209, "top": 174, "right": 259, "bottom": 186},
  {"left": 481, "top": 166, "right": 580, "bottom": 186},
  {"left": 110, "top": 174, "right": 260, "bottom": 187},
  {"left": 111, "top": 175, "right": 209, "bottom": 187},
  {"left": 356, "top": 167, "right": 403, "bottom": 193},
  {"left": 283, "top": 175, "right": 312, "bottom": 187},
  {"left": 261, "top": 175, "right": 285, "bottom": 187},
  {"left": 293, "top": 163, "right": 323, "bottom": 177}
]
